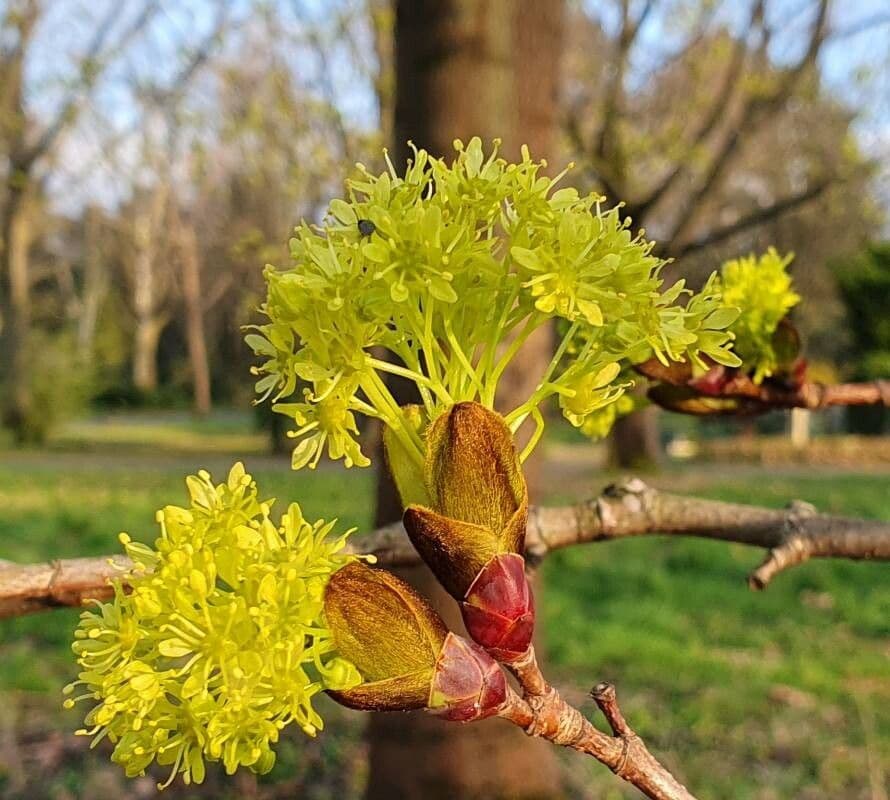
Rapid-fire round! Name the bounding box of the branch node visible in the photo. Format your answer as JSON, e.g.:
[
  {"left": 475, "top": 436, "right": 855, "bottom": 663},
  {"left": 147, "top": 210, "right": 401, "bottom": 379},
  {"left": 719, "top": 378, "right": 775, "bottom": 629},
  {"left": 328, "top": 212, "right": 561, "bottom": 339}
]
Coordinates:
[
  {"left": 787, "top": 499, "right": 817, "bottom": 518},
  {"left": 46, "top": 559, "right": 64, "bottom": 601},
  {"left": 748, "top": 535, "right": 812, "bottom": 590},
  {"left": 598, "top": 478, "right": 653, "bottom": 533},
  {"left": 604, "top": 476, "right": 650, "bottom": 499}
]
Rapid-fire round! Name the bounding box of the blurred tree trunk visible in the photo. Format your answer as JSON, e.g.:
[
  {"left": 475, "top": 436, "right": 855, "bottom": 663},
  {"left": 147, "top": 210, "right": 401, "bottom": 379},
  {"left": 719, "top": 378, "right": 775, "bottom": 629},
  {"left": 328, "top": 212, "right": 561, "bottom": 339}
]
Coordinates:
[
  {"left": 366, "top": 2, "right": 564, "bottom": 799},
  {"left": 76, "top": 206, "right": 109, "bottom": 363},
  {"left": 0, "top": 185, "right": 34, "bottom": 441},
  {"left": 175, "top": 213, "right": 212, "bottom": 416},
  {"left": 610, "top": 399, "right": 661, "bottom": 470},
  {"left": 368, "top": 0, "right": 395, "bottom": 151},
  {"left": 1, "top": 0, "right": 145, "bottom": 435},
  {"left": 132, "top": 317, "right": 165, "bottom": 394},
  {"left": 130, "top": 186, "right": 169, "bottom": 395},
  {"left": 0, "top": 2, "right": 37, "bottom": 441}
]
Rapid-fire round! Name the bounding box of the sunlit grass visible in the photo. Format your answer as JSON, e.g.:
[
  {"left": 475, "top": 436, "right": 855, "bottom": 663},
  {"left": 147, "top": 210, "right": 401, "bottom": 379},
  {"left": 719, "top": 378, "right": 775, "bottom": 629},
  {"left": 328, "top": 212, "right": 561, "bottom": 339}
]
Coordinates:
[{"left": 0, "top": 427, "right": 887, "bottom": 798}]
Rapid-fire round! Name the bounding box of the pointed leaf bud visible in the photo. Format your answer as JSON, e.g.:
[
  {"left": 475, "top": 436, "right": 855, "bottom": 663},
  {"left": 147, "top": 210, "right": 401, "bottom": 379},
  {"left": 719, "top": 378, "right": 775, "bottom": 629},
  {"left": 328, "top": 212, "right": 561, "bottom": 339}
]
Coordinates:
[
  {"left": 324, "top": 562, "right": 447, "bottom": 711},
  {"left": 461, "top": 553, "right": 534, "bottom": 662},
  {"left": 383, "top": 405, "right": 431, "bottom": 508},
  {"left": 425, "top": 402, "right": 528, "bottom": 554},
  {"left": 402, "top": 505, "right": 498, "bottom": 599},
  {"left": 324, "top": 564, "right": 508, "bottom": 721},
  {"left": 428, "top": 633, "right": 507, "bottom": 722}
]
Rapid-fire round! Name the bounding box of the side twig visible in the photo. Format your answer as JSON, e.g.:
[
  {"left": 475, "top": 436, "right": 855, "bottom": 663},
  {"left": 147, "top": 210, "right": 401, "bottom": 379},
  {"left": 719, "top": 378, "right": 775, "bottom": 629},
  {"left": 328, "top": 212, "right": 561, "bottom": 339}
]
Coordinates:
[{"left": 497, "top": 647, "right": 696, "bottom": 800}]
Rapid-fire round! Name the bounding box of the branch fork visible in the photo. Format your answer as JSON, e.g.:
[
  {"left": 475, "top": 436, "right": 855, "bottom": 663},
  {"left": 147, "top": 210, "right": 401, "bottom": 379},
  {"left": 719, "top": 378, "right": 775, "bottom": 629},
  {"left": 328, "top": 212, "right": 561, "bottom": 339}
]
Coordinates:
[{"left": 496, "top": 646, "right": 696, "bottom": 800}]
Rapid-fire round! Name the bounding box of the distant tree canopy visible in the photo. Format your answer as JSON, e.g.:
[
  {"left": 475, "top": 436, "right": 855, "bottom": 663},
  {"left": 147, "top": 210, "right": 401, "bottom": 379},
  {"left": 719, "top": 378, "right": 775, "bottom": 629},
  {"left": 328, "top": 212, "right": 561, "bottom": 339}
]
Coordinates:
[
  {"left": 563, "top": 2, "right": 882, "bottom": 368},
  {"left": 834, "top": 243, "right": 890, "bottom": 381}
]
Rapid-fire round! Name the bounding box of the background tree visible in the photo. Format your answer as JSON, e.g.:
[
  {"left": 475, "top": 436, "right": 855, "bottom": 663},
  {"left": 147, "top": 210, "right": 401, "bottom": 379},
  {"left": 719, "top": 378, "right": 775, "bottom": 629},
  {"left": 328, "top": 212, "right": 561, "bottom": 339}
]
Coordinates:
[
  {"left": 563, "top": 0, "right": 887, "bottom": 465},
  {"left": 832, "top": 242, "right": 890, "bottom": 434},
  {"left": 0, "top": 0, "right": 159, "bottom": 441},
  {"left": 366, "top": 2, "right": 566, "bottom": 798}
]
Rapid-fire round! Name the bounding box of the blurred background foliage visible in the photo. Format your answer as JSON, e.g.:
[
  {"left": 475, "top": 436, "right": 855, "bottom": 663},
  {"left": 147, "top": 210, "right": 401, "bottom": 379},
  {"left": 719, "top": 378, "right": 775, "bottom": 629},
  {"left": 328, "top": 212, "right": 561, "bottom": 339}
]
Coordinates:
[{"left": 0, "top": 0, "right": 887, "bottom": 445}]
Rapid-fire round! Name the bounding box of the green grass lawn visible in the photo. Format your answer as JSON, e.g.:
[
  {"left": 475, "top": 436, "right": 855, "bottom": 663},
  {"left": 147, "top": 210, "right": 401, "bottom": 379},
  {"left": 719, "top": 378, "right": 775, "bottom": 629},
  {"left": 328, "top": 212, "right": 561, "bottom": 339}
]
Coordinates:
[{"left": 0, "top": 441, "right": 887, "bottom": 799}]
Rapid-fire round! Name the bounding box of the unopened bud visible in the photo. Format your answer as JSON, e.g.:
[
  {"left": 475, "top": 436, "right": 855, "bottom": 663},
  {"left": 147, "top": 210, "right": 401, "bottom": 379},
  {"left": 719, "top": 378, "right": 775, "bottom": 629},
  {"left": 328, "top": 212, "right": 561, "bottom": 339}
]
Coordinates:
[
  {"left": 461, "top": 553, "right": 534, "bottom": 662},
  {"left": 324, "top": 563, "right": 447, "bottom": 712},
  {"left": 428, "top": 633, "right": 507, "bottom": 722},
  {"left": 425, "top": 402, "right": 527, "bottom": 553}
]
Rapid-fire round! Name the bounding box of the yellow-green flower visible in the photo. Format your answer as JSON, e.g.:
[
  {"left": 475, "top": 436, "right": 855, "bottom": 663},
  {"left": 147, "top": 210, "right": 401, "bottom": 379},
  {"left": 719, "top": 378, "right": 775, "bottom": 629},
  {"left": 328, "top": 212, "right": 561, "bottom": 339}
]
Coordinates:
[
  {"left": 248, "top": 138, "right": 742, "bottom": 468},
  {"left": 274, "top": 383, "right": 371, "bottom": 470},
  {"left": 715, "top": 248, "right": 800, "bottom": 382},
  {"left": 559, "top": 362, "right": 627, "bottom": 428},
  {"left": 66, "top": 463, "right": 364, "bottom": 789}
]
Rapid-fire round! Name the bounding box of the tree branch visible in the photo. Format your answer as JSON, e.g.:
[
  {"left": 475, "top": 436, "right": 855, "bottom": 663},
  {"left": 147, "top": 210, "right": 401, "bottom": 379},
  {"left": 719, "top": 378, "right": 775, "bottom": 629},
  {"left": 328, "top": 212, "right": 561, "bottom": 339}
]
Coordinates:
[
  {"left": 636, "top": 0, "right": 764, "bottom": 219},
  {"left": 665, "top": 177, "right": 831, "bottom": 259},
  {"left": 647, "top": 376, "right": 890, "bottom": 415},
  {"left": 3, "top": 478, "right": 888, "bottom": 618},
  {"left": 23, "top": 0, "right": 161, "bottom": 168},
  {"left": 497, "top": 647, "right": 696, "bottom": 800},
  {"left": 664, "top": 0, "right": 830, "bottom": 252},
  {"left": 590, "top": 0, "right": 653, "bottom": 191}
]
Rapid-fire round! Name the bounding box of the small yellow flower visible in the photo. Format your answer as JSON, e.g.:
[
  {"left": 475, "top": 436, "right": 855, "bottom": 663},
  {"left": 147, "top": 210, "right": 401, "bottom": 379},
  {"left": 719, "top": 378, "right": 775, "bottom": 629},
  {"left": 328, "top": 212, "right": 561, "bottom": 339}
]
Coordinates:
[
  {"left": 716, "top": 248, "right": 799, "bottom": 382},
  {"left": 274, "top": 386, "right": 370, "bottom": 470}
]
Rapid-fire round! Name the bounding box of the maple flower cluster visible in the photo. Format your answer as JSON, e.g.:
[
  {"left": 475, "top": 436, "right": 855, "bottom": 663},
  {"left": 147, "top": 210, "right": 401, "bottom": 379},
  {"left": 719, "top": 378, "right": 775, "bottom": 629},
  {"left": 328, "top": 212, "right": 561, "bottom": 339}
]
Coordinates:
[
  {"left": 248, "top": 137, "right": 742, "bottom": 469},
  {"left": 714, "top": 247, "right": 800, "bottom": 382},
  {"left": 66, "top": 463, "right": 362, "bottom": 788}
]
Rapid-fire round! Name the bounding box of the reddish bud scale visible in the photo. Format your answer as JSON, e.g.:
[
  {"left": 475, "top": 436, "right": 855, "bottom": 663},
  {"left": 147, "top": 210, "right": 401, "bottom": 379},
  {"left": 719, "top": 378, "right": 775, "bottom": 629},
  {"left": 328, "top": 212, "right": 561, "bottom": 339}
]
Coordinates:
[
  {"left": 689, "top": 365, "right": 731, "bottom": 396},
  {"left": 461, "top": 553, "right": 534, "bottom": 662},
  {"left": 429, "top": 633, "right": 507, "bottom": 722}
]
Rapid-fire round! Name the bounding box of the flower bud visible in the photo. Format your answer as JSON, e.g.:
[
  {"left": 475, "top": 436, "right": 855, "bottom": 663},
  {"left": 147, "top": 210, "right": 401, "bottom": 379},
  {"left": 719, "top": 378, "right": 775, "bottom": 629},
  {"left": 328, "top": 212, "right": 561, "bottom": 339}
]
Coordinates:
[
  {"left": 403, "top": 402, "right": 529, "bottom": 598},
  {"left": 428, "top": 633, "right": 507, "bottom": 722},
  {"left": 324, "top": 562, "right": 447, "bottom": 712},
  {"left": 324, "top": 563, "right": 507, "bottom": 720},
  {"left": 460, "top": 553, "right": 534, "bottom": 662},
  {"left": 424, "top": 402, "right": 527, "bottom": 553},
  {"left": 401, "top": 402, "right": 537, "bottom": 663}
]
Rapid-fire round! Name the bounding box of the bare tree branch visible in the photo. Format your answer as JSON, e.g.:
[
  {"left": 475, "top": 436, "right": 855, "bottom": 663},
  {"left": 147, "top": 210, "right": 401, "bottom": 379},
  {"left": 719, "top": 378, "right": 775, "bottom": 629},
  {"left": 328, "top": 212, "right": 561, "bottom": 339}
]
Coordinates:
[
  {"left": 2, "top": 477, "right": 888, "bottom": 619},
  {"left": 664, "top": 177, "right": 831, "bottom": 259},
  {"left": 592, "top": 0, "right": 654, "bottom": 189},
  {"left": 646, "top": 375, "right": 890, "bottom": 416},
  {"left": 665, "top": 0, "right": 830, "bottom": 251},
  {"left": 644, "top": 2, "right": 718, "bottom": 76},
  {"left": 23, "top": 0, "right": 162, "bottom": 168},
  {"left": 828, "top": 12, "right": 890, "bottom": 42},
  {"left": 636, "top": 0, "right": 765, "bottom": 219},
  {"left": 498, "top": 648, "right": 696, "bottom": 800}
]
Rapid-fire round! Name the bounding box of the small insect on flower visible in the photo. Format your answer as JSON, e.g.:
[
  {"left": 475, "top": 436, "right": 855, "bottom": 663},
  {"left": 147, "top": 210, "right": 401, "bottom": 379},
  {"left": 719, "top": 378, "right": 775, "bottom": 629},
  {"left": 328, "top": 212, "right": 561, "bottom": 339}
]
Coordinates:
[
  {"left": 357, "top": 218, "right": 376, "bottom": 237},
  {"left": 66, "top": 463, "right": 368, "bottom": 789}
]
